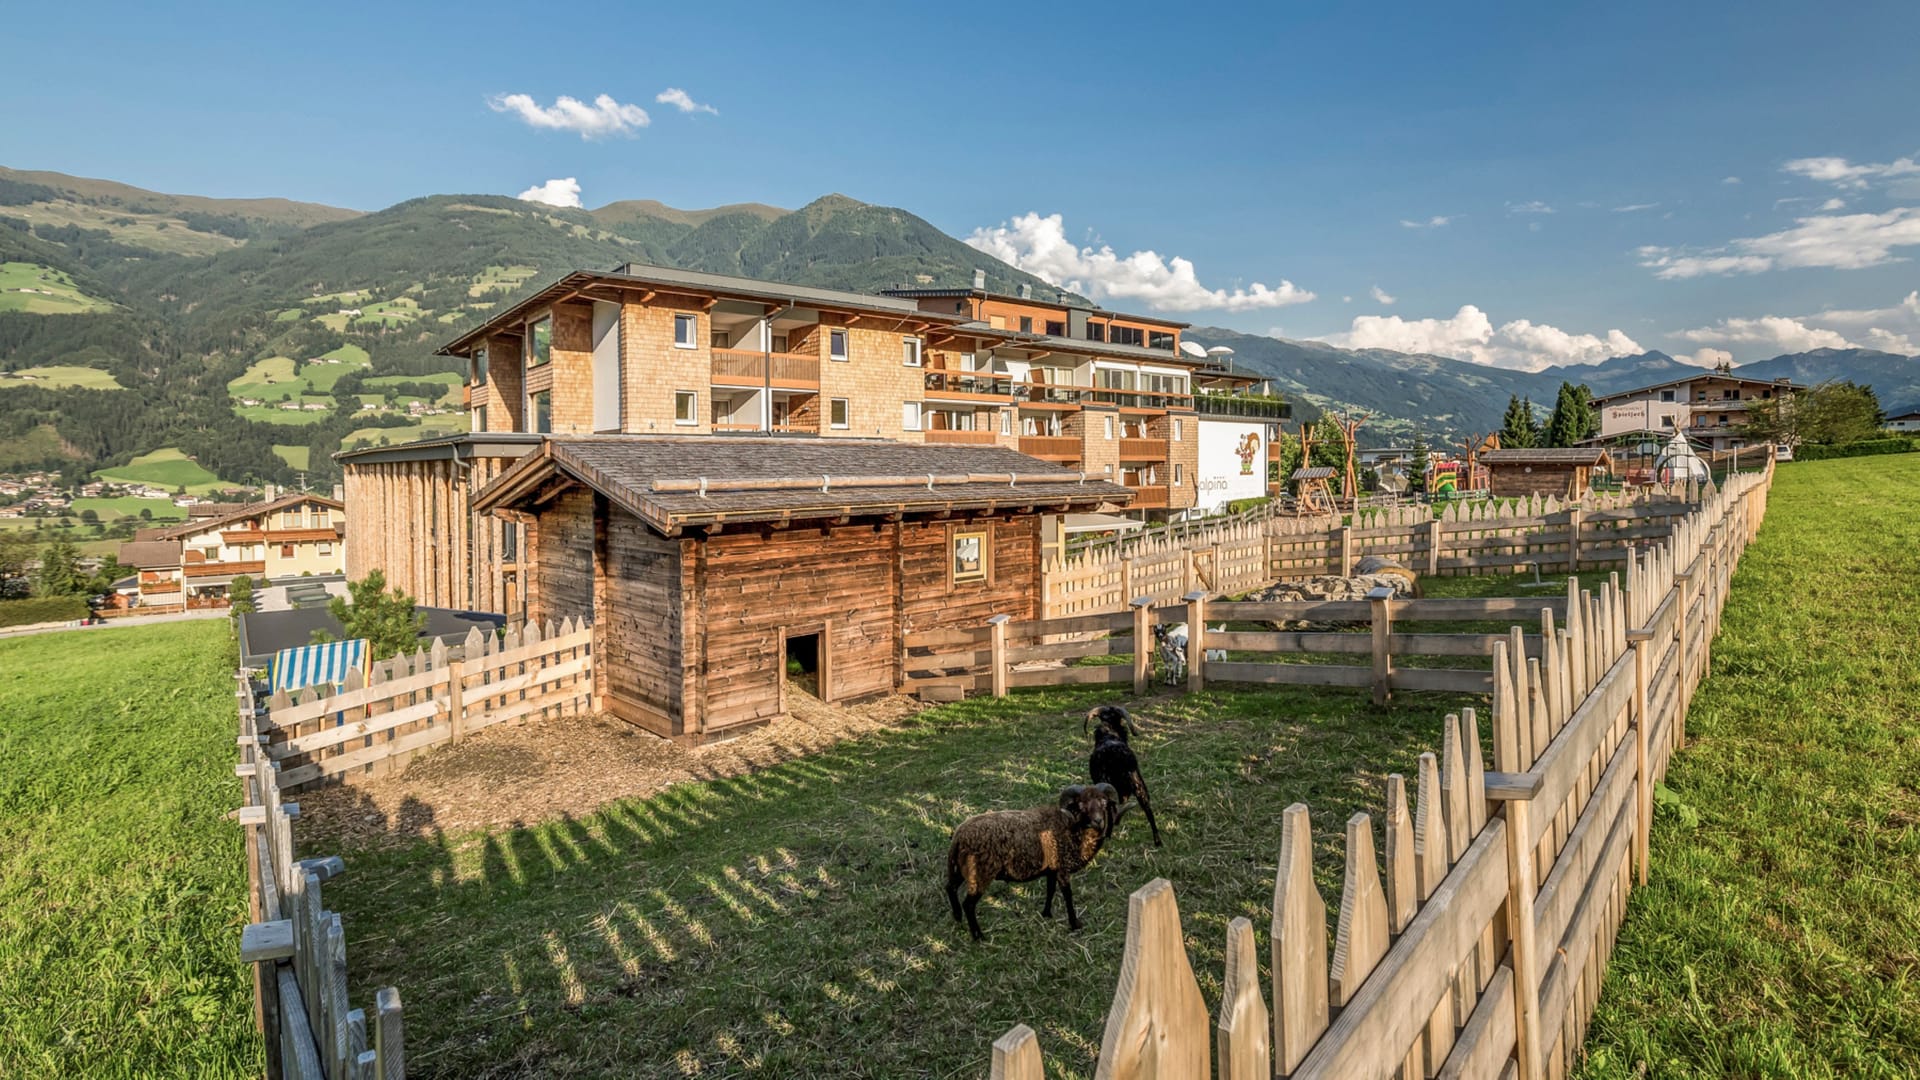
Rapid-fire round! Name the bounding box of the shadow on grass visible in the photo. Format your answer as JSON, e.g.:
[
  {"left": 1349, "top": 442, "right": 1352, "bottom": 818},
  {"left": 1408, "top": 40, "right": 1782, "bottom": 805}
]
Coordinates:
[{"left": 317, "top": 682, "right": 1487, "bottom": 1078}]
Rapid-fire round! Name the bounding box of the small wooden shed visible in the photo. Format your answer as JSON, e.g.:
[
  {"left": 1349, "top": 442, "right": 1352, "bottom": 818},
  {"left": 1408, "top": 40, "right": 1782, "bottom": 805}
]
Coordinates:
[
  {"left": 474, "top": 436, "right": 1130, "bottom": 741},
  {"left": 1479, "top": 448, "right": 1615, "bottom": 499}
]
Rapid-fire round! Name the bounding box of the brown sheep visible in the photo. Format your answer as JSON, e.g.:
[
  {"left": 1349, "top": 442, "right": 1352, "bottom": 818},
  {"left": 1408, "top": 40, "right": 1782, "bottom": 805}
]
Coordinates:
[{"left": 945, "top": 783, "right": 1121, "bottom": 940}]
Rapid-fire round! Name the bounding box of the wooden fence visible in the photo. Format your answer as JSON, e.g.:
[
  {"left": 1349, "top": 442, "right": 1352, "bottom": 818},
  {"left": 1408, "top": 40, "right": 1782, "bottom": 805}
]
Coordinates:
[
  {"left": 236, "top": 679, "right": 404, "bottom": 1080},
  {"left": 984, "top": 462, "right": 1773, "bottom": 1078},
  {"left": 261, "top": 618, "right": 594, "bottom": 793},
  {"left": 1041, "top": 485, "right": 1720, "bottom": 619}
]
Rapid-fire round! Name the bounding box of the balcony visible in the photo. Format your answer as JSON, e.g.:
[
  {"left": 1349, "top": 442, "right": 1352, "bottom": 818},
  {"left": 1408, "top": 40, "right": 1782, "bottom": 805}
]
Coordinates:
[
  {"left": 1014, "top": 381, "right": 1086, "bottom": 408},
  {"left": 1018, "top": 435, "right": 1082, "bottom": 462},
  {"left": 1090, "top": 388, "right": 1193, "bottom": 411},
  {"left": 711, "top": 348, "right": 821, "bottom": 390},
  {"left": 1126, "top": 485, "right": 1170, "bottom": 509},
  {"left": 924, "top": 370, "right": 1015, "bottom": 403},
  {"left": 924, "top": 429, "right": 999, "bottom": 446},
  {"left": 1193, "top": 393, "right": 1291, "bottom": 420},
  {"left": 185, "top": 560, "right": 265, "bottom": 578},
  {"left": 1118, "top": 437, "right": 1169, "bottom": 460}
]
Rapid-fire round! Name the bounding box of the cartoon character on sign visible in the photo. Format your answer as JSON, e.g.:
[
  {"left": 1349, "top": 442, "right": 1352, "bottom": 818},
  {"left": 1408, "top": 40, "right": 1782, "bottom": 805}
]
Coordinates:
[{"left": 1236, "top": 433, "right": 1260, "bottom": 476}]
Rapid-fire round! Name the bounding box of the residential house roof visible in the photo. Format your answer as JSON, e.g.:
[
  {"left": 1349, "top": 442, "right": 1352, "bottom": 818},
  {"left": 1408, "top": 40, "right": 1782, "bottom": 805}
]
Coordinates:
[
  {"left": 118, "top": 540, "right": 182, "bottom": 569},
  {"left": 1480, "top": 449, "right": 1615, "bottom": 467},
  {"left": 1591, "top": 373, "right": 1804, "bottom": 405},
  {"left": 152, "top": 492, "right": 343, "bottom": 539},
  {"left": 473, "top": 436, "right": 1133, "bottom": 533}
]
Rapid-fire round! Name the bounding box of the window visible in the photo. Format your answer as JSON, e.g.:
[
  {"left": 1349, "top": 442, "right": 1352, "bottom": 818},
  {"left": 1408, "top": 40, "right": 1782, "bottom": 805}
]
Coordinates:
[
  {"left": 902, "top": 337, "right": 923, "bottom": 367},
  {"left": 1661, "top": 416, "right": 1675, "bottom": 428},
  {"left": 830, "top": 398, "right": 850, "bottom": 429},
  {"left": 1173, "top": 464, "right": 1184, "bottom": 486},
  {"left": 1103, "top": 415, "right": 1115, "bottom": 439},
  {"left": 674, "top": 313, "right": 699, "bottom": 349},
  {"left": 280, "top": 544, "right": 294, "bottom": 558},
  {"left": 282, "top": 509, "right": 298, "bottom": 527},
  {"left": 1110, "top": 325, "right": 1144, "bottom": 347},
  {"left": 475, "top": 405, "right": 488, "bottom": 431},
  {"left": 1019, "top": 316, "right": 1033, "bottom": 333},
  {"left": 1660, "top": 389, "right": 1676, "bottom": 402},
  {"left": 952, "top": 530, "right": 988, "bottom": 584},
  {"left": 1045, "top": 320, "right": 1065, "bottom": 336},
  {"left": 528, "top": 317, "right": 551, "bottom": 367},
  {"left": 771, "top": 333, "right": 789, "bottom": 352},
  {"left": 1000, "top": 410, "right": 1011, "bottom": 436},
  {"left": 1085, "top": 322, "right": 1107, "bottom": 343},
  {"left": 1172, "top": 419, "right": 1183, "bottom": 442},
  {"left": 319, "top": 542, "right": 333, "bottom": 556},
  {"left": 531, "top": 390, "right": 552, "bottom": 433},
  {"left": 1149, "top": 331, "right": 1176, "bottom": 351},
  {"left": 674, "top": 390, "right": 698, "bottom": 425},
  {"left": 902, "top": 402, "right": 922, "bottom": 431},
  {"left": 472, "top": 344, "right": 489, "bottom": 386},
  {"left": 829, "top": 328, "right": 849, "bottom": 361}
]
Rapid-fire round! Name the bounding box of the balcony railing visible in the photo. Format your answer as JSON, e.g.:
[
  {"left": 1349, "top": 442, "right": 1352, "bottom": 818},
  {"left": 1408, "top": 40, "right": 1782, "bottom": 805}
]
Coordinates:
[
  {"left": 1193, "top": 394, "right": 1292, "bottom": 420},
  {"left": 711, "top": 348, "right": 821, "bottom": 389},
  {"left": 924, "top": 371, "right": 1015, "bottom": 402},
  {"left": 924, "top": 429, "right": 999, "bottom": 446},
  {"left": 1118, "top": 437, "right": 1169, "bottom": 460},
  {"left": 1126, "top": 485, "right": 1170, "bottom": 509},
  {"left": 1091, "top": 388, "right": 1193, "bottom": 410},
  {"left": 1018, "top": 435, "right": 1082, "bottom": 461}
]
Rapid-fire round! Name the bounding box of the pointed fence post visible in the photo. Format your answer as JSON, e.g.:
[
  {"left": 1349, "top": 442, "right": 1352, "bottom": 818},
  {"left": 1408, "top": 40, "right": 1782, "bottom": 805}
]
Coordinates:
[
  {"left": 1271, "top": 803, "right": 1328, "bottom": 1073},
  {"left": 987, "top": 614, "right": 1011, "bottom": 699},
  {"left": 990, "top": 1024, "right": 1042, "bottom": 1080},
  {"left": 1183, "top": 590, "right": 1208, "bottom": 694},
  {"left": 1218, "top": 916, "right": 1272, "bottom": 1080},
  {"left": 1367, "top": 586, "right": 1395, "bottom": 705},
  {"left": 1093, "top": 878, "right": 1209, "bottom": 1079},
  {"left": 1131, "top": 597, "right": 1155, "bottom": 697}
]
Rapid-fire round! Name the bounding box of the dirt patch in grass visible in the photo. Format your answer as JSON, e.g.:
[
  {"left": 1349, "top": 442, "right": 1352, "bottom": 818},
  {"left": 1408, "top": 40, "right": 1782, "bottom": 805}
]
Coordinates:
[{"left": 301, "top": 685, "right": 926, "bottom": 848}]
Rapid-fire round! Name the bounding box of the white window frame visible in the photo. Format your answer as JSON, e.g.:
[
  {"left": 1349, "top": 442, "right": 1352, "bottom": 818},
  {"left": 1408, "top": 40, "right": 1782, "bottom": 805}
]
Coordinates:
[
  {"left": 830, "top": 398, "right": 851, "bottom": 430},
  {"left": 1000, "top": 410, "right": 1011, "bottom": 436},
  {"left": 1173, "top": 463, "right": 1184, "bottom": 486},
  {"left": 1172, "top": 419, "right": 1183, "bottom": 442},
  {"left": 674, "top": 313, "right": 699, "bottom": 350},
  {"left": 674, "top": 390, "right": 698, "bottom": 425},
  {"left": 829, "top": 328, "right": 849, "bottom": 362},
  {"left": 1104, "top": 415, "right": 1115, "bottom": 439},
  {"left": 902, "top": 402, "right": 922, "bottom": 431},
  {"left": 902, "top": 337, "right": 923, "bottom": 367}
]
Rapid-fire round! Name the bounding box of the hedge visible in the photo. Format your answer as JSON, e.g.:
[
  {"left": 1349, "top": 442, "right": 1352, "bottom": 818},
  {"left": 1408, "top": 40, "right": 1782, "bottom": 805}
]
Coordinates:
[
  {"left": 1791, "top": 438, "right": 1920, "bottom": 461},
  {"left": 0, "top": 595, "right": 89, "bottom": 628}
]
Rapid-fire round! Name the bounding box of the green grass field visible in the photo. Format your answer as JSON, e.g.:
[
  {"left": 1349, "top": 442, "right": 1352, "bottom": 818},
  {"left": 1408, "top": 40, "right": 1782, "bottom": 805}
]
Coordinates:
[
  {"left": 234, "top": 404, "right": 332, "bottom": 426},
  {"left": 341, "top": 416, "right": 464, "bottom": 448},
  {"left": 0, "top": 364, "right": 126, "bottom": 390},
  {"left": 71, "top": 495, "right": 185, "bottom": 523},
  {"left": 272, "top": 444, "right": 311, "bottom": 470},
  {"left": 1578, "top": 456, "right": 1920, "bottom": 1078},
  {"left": 0, "top": 621, "right": 258, "bottom": 1077},
  {"left": 0, "top": 261, "right": 114, "bottom": 314},
  {"left": 93, "top": 447, "right": 225, "bottom": 494}
]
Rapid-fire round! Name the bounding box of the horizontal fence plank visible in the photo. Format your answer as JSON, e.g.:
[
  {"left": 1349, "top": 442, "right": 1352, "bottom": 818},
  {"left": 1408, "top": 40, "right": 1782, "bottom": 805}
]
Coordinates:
[
  {"left": 1527, "top": 651, "right": 1636, "bottom": 849},
  {"left": 1398, "top": 597, "right": 1568, "bottom": 621},
  {"left": 1390, "top": 668, "right": 1494, "bottom": 694},
  {"left": 279, "top": 723, "right": 453, "bottom": 788},
  {"left": 1208, "top": 600, "right": 1373, "bottom": 622},
  {"left": 271, "top": 667, "right": 446, "bottom": 727},
  {"left": 467, "top": 656, "right": 590, "bottom": 701},
  {"left": 1438, "top": 963, "right": 1516, "bottom": 1080},
  {"left": 1013, "top": 610, "right": 1136, "bottom": 638},
  {"left": 1387, "top": 632, "right": 1507, "bottom": 658},
  {"left": 463, "top": 628, "right": 592, "bottom": 677},
  {"left": 1208, "top": 630, "right": 1371, "bottom": 654},
  {"left": 1535, "top": 787, "right": 1637, "bottom": 1044},
  {"left": 271, "top": 698, "right": 444, "bottom": 758},
  {"left": 1205, "top": 661, "right": 1373, "bottom": 688},
  {"left": 1009, "top": 637, "right": 1135, "bottom": 663},
  {"left": 463, "top": 684, "right": 592, "bottom": 733},
  {"left": 1005, "top": 665, "right": 1136, "bottom": 689},
  {"left": 1533, "top": 735, "right": 1636, "bottom": 952},
  {"left": 903, "top": 627, "right": 991, "bottom": 649},
  {"left": 1292, "top": 817, "right": 1511, "bottom": 1080}
]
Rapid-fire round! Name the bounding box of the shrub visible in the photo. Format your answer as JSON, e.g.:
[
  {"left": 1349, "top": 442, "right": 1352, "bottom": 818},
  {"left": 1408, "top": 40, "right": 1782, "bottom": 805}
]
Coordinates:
[
  {"left": 0, "top": 595, "right": 89, "bottom": 628},
  {"left": 1790, "top": 438, "right": 1920, "bottom": 461}
]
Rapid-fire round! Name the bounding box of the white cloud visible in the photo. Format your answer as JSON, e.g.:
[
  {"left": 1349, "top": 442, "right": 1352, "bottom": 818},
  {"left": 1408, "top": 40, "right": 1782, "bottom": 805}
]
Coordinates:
[
  {"left": 1674, "top": 348, "right": 1733, "bottom": 369},
  {"left": 487, "top": 92, "right": 650, "bottom": 138},
  {"left": 655, "top": 87, "right": 718, "bottom": 115},
  {"left": 1508, "top": 200, "right": 1556, "bottom": 214},
  {"left": 1369, "top": 285, "right": 1396, "bottom": 305},
  {"left": 1782, "top": 154, "right": 1920, "bottom": 190},
  {"left": 1819, "top": 198, "right": 1847, "bottom": 211},
  {"left": 964, "top": 212, "right": 1315, "bottom": 312},
  {"left": 1637, "top": 207, "right": 1920, "bottom": 278},
  {"left": 1722, "top": 176, "right": 1743, "bottom": 185},
  {"left": 1400, "top": 215, "right": 1453, "bottom": 229},
  {"left": 516, "top": 177, "right": 583, "bottom": 208},
  {"left": 1676, "top": 315, "right": 1854, "bottom": 353},
  {"left": 1612, "top": 203, "right": 1660, "bottom": 213},
  {"left": 1811, "top": 290, "right": 1920, "bottom": 326},
  {"left": 1321, "top": 305, "right": 1642, "bottom": 371},
  {"left": 1672, "top": 291, "right": 1920, "bottom": 360}
]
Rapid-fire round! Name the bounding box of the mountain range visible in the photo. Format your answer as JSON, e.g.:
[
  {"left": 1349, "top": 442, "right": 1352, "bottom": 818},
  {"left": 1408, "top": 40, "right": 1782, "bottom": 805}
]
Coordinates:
[{"left": 0, "top": 164, "right": 1914, "bottom": 486}]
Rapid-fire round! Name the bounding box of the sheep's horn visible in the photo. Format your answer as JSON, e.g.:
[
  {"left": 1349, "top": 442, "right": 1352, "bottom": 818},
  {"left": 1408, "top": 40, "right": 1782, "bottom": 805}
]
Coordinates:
[{"left": 1059, "top": 784, "right": 1086, "bottom": 809}]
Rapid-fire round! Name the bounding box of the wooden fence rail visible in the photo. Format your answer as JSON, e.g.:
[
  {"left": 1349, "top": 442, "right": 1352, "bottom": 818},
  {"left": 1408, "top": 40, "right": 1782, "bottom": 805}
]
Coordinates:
[
  {"left": 261, "top": 618, "right": 594, "bottom": 793},
  {"left": 982, "top": 460, "right": 1772, "bottom": 1078}
]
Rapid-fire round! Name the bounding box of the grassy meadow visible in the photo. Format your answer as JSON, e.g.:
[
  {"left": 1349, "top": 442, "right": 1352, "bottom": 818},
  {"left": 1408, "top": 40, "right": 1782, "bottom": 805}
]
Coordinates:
[
  {"left": 92, "top": 447, "right": 225, "bottom": 494},
  {"left": 0, "top": 363, "right": 125, "bottom": 389},
  {"left": 0, "top": 621, "right": 258, "bottom": 1078},
  {"left": 1579, "top": 455, "right": 1920, "bottom": 1078},
  {"left": 0, "top": 261, "right": 114, "bottom": 314}
]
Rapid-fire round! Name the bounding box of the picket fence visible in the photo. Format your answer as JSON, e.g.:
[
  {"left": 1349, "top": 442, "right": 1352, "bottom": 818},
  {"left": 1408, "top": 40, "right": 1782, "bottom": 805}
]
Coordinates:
[
  {"left": 1042, "top": 486, "right": 1715, "bottom": 619},
  {"left": 262, "top": 618, "right": 594, "bottom": 793},
  {"left": 235, "top": 679, "right": 404, "bottom": 1080},
  {"left": 985, "top": 462, "right": 1772, "bottom": 1079}
]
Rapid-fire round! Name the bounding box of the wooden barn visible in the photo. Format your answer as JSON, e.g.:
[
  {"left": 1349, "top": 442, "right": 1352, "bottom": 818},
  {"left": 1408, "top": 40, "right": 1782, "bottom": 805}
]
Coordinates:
[
  {"left": 1480, "top": 447, "right": 1615, "bottom": 499},
  {"left": 473, "top": 436, "right": 1130, "bottom": 741}
]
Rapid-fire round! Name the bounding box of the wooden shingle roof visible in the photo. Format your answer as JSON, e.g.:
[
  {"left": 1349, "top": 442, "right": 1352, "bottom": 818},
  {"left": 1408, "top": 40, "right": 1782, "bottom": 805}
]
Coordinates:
[
  {"left": 1480, "top": 448, "right": 1614, "bottom": 467},
  {"left": 473, "top": 436, "right": 1134, "bottom": 533}
]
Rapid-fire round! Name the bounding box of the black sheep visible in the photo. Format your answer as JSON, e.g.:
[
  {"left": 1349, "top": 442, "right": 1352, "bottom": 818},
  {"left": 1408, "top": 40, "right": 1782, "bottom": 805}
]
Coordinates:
[
  {"left": 1084, "top": 705, "right": 1163, "bottom": 846},
  {"left": 945, "top": 783, "right": 1122, "bottom": 940}
]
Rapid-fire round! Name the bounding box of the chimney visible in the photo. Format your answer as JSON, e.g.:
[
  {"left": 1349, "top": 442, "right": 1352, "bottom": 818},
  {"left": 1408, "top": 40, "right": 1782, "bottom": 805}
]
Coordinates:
[
  {"left": 264, "top": 483, "right": 276, "bottom": 502},
  {"left": 331, "top": 483, "right": 344, "bottom": 501},
  {"left": 1017, "top": 282, "right": 1032, "bottom": 300},
  {"left": 972, "top": 268, "right": 986, "bottom": 291}
]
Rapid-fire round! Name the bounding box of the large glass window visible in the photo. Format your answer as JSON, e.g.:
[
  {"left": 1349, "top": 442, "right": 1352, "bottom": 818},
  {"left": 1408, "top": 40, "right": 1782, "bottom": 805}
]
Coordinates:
[
  {"left": 674, "top": 313, "right": 698, "bottom": 349},
  {"left": 528, "top": 318, "right": 552, "bottom": 367},
  {"left": 531, "top": 390, "right": 552, "bottom": 433},
  {"left": 902, "top": 337, "right": 923, "bottom": 367},
  {"left": 830, "top": 398, "right": 850, "bottom": 429},
  {"left": 675, "top": 390, "right": 698, "bottom": 425},
  {"left": 829, "top": 328, "right": 849, "bottom": 361}
]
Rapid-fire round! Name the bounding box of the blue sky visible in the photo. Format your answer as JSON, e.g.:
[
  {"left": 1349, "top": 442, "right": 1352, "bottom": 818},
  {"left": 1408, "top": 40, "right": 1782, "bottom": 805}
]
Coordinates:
[{"left": 6, "top": 0, "right": 1920, "bottom": 369}]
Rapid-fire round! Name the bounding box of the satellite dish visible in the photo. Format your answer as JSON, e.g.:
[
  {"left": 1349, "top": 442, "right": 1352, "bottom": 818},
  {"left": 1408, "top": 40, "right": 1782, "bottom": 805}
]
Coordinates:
[
  {"left": 1205, "top": 346, "right": 1235, "bottom": 357},
  {"left": 1179, "top": 341, "right": 1208, "bottom": 359}
]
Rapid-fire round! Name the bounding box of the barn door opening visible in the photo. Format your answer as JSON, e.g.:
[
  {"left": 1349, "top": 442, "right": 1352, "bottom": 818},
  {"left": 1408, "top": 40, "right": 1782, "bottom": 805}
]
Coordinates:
[{"left": 782, "top": 628, "right": 828, "bottom": 704}]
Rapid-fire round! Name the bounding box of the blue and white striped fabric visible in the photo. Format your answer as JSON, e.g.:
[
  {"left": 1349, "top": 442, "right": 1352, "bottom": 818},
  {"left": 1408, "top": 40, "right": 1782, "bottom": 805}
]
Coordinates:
[{"left": 270, "top": 638, "right": 368, "bottom": 695}]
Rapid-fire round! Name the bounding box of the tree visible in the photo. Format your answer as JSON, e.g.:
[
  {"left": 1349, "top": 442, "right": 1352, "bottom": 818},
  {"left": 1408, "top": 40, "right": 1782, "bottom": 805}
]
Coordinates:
[
  {"left": 32, "top": 538, "right": 86, "bottom": 596},
  {"left": 1500, "top": 395, "right": 1540, "bottom": 448},
  {"left": 315, "top": 570, "right": 425, "bottom": 661},
  {"left": 1744, "top": 380, "right": 1883, "bottom": 447},
  {"left": 1408, "top": 434, "right": 1431, "bottom": 494},
  {"left": 1271, "top": 430, "right": 1302, "bottom": 485},
  {"left": 228, "top": 574, "right": 256, "bottom": 621},
  {"left": 86, "top": 555, "right": 126, "bottom": 595},
  {"left": 1544, "top": 382, "right": 1598, "bottom": 447},
  {"left": 78, "top": 508, "right": 100, "bottom": 526},
  {"left": 0, "top": 530, "right": 32, "bottom": 598},
  {"left": 139, "top": 507, "right": 152, "bottom": 521}
]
